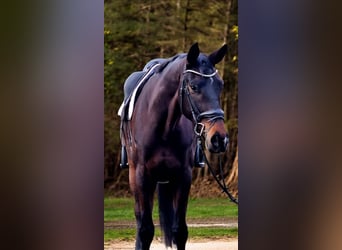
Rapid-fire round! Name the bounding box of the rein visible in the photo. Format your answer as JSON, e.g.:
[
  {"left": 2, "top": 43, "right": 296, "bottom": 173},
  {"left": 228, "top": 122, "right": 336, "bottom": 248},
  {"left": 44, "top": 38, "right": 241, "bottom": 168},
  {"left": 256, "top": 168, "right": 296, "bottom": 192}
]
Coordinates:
[
  {"left": 180, "top": 68, "right": 238, "bottom": 205},
  {"left": 202, "top": 148, "right": 239, "bottom": 205}
]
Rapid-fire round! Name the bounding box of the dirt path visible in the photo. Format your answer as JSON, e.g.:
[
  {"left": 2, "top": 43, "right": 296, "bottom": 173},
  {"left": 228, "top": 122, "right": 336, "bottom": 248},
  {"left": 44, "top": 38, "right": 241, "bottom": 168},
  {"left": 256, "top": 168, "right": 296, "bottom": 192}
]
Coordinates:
[
  {"left": 105, "top": 238, "right": 238, "bottom": 250},
  {"left": 105, "top": 218, "right": 238, "bottom": 249},
  {"left": 105, "top": 218, "right": 238, "bottom": 229}
]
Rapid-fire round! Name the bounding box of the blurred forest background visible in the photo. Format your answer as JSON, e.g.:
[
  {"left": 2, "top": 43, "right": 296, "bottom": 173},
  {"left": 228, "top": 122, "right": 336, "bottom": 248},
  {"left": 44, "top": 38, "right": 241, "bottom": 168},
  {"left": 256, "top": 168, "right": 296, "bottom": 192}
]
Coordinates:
[{"left": 104, "top": 0, "right": 238, "bottom": 198}]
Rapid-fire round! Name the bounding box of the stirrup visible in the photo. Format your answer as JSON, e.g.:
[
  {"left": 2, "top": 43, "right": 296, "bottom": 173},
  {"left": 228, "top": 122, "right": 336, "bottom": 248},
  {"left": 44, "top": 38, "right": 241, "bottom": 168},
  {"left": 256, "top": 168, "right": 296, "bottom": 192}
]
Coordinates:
[
  {"left": 119, "top": 146, "right": 129, "bottom": 169},
  {"left": 194, "top": 139, "right": 205, "bottom": 168}
]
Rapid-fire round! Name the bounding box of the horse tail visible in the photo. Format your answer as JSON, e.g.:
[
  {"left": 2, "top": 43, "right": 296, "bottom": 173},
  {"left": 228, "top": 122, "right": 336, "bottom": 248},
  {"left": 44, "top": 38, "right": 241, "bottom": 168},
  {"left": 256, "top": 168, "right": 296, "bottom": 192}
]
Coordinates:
[{"left": 157, "top": 183, "right": 174, "bottom": 248}]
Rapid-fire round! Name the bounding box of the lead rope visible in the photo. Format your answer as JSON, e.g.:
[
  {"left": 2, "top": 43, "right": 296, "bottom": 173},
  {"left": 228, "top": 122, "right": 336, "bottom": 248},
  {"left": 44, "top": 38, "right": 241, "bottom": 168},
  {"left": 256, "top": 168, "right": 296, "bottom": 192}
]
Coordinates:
[{"left": 201, "top": 144, "right": 239, "bottom": 205}]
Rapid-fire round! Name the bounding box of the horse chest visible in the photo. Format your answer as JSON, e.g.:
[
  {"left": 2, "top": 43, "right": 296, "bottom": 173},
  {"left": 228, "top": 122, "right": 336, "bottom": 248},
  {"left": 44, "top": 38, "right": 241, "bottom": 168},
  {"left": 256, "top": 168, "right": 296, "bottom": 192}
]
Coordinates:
[
  {"left": 146, "top": 148, "right": 188, "bottom": 169},
  {"left": 146, "top": 150, "right": 190, "bottom": 182}
]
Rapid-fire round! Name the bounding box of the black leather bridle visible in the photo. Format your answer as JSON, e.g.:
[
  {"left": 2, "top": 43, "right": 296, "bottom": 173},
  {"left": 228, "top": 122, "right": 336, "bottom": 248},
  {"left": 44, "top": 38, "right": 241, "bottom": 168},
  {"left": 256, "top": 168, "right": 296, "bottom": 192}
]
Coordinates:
[
  {"left": 179, "top": 68, "right": 225, "bottom": 136},
  {"left": 179, "top": 68, "right": 239, "bottom": 205}
]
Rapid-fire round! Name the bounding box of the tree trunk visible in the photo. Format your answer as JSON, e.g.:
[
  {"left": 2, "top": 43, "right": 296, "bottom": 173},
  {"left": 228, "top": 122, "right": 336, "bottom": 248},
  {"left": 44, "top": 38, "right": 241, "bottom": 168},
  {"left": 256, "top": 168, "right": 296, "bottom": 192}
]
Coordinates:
[
  {"left": 226, "top": 147, "right": 238, "bottom": 197},
  {"left": 183, "top": 0, "right": 190, "bottom": 50},
  {"left": 220, "top": 0, "right": 232, "bottom": 78}
]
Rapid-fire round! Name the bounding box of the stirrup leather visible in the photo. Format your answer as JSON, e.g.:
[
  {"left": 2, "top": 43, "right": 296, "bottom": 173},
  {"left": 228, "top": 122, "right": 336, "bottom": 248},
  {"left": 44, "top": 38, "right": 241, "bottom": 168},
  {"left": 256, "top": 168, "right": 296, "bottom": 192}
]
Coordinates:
[
  {"left": 119, "top": 146, "right": 129, "bottom": 169},
  {"left": 194, "top": 139, "right": 205, "bottom": 168}
]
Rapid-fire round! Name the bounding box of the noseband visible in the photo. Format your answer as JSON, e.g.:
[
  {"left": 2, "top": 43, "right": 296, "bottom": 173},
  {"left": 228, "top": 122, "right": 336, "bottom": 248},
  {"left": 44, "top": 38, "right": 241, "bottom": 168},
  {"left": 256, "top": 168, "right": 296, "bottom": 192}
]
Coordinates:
[{"left": 179, "top": 69, "right": 224, "bottom": 136}]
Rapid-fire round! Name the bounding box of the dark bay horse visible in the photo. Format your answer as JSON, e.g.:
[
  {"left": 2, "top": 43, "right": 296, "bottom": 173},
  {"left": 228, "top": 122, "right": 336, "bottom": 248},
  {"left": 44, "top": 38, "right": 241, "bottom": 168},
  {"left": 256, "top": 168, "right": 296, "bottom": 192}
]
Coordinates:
[{"left": 120, "top": 43, "right": 228, "bottom": 250}]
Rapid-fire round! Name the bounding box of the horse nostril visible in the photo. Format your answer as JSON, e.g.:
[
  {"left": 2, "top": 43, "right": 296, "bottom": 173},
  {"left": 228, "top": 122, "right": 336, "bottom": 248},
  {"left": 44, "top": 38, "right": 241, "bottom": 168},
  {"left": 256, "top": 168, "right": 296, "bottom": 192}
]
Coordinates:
[
  {"left": 222, "top": 136, "right": 229, "bottom": 152},
  {"left": 210, "top": 133, "right": 228, "bottom": 153},
  {"left": 210, "top": 133, "right": 220, "bottom": 149}
]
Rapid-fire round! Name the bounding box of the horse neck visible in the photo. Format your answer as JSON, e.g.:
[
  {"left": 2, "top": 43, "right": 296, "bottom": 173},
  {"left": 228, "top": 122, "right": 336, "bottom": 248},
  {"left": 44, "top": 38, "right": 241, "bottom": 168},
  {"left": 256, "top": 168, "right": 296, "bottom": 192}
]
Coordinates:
[{"left": 157, "top": 58, "right": 186, "bottom": 138}]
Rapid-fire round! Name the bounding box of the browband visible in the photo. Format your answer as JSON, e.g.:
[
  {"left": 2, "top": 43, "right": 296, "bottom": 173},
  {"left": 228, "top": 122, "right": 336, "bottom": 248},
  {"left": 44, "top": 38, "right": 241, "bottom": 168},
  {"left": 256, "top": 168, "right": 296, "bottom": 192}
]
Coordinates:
[{"left": 183, "top": 69, "right": 218, "bottom": 78}]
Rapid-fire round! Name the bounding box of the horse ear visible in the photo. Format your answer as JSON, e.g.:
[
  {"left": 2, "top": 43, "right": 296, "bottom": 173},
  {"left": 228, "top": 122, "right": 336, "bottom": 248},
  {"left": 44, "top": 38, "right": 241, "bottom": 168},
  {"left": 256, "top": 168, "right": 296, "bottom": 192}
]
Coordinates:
[
  {"left": 187, "top": 42, "right": 200, "bottom": 66},
  {"left": 209, "top": 44, "right": 228, "bottom": 65}
]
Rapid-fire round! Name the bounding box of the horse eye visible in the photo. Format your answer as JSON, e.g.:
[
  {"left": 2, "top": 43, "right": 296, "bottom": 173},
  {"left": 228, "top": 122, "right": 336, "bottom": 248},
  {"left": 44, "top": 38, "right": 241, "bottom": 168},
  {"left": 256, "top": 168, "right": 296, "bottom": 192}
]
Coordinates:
[{"left": 190, "top": 83, "right": 198, "bottom": 92}]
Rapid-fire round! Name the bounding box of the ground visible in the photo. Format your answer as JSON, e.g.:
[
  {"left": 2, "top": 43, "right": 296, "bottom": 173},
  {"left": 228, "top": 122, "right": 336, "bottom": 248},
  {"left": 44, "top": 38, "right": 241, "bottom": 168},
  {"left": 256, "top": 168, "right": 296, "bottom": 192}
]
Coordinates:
[
  {"left": 105, "top": 218, "right": 238, "bottom": 250},
  {"left": 105, "top": 238, "right": 238, "bottom": 250}
]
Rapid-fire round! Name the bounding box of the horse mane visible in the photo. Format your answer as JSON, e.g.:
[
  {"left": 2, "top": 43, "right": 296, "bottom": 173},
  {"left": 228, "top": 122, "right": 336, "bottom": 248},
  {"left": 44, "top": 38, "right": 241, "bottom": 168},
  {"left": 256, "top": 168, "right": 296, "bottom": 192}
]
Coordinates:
[{"left": 157, "top": 53, "right": 187, "bottom": 73}]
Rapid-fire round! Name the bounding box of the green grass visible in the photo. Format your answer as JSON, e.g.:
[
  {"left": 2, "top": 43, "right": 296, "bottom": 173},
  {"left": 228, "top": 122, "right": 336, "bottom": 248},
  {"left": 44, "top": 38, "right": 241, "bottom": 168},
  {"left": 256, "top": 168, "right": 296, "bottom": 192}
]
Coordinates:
[
  {"left": 104, "top": 228, "right": 137, "bottom": 241},
  {"left": 189, "top": 227, "right": 238, "bottom": 238},
  {"left": 187, "top": 198, "right": 238, "bottom": 219},
  {"left": 104, "top": 197, "right": 238, "bottom": 222},
  {"left": 104, "top": 197, "right": 238, "bottom": 242},
  {"left": 104, "top": 197, "right": 135, "bottom": 222},
  {"left": 104, "top": 227, "right": 238, "bottom": 242}
]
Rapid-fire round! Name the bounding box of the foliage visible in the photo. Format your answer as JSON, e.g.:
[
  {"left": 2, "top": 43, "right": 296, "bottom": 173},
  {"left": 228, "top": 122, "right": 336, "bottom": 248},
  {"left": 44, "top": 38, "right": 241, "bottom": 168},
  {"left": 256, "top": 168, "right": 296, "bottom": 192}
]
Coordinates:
[{"left": 104, "top": 0, "right": 238, "bottom": 192}]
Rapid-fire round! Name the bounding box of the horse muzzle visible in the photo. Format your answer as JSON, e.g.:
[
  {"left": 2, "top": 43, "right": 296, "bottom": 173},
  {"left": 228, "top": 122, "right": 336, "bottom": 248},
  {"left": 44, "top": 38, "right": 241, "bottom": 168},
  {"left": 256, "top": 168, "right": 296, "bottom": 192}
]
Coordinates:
[
  {"left": 195, "top": 109, "right": 228, "bottom": 153},
  {"left": 200, "top": 118, "right": 229, "bottom": 153}
]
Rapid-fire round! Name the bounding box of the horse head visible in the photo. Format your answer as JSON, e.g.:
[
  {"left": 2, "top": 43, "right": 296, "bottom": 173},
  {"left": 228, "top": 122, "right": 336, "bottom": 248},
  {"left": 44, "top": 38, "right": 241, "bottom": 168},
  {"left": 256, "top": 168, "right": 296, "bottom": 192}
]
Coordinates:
[{"left": 180, "top": 43, "right": 229, "bottom": 153}]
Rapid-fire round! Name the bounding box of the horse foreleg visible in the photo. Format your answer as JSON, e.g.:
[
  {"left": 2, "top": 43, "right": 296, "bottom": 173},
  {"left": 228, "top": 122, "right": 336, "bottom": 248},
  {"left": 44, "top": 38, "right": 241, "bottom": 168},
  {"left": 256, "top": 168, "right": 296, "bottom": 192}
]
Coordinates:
[
  {"left": 130, "top": 165, "right": 156, "bottom": 250},
  {"left": 172, "top": 170, "right": 192, "bottom": 250}
]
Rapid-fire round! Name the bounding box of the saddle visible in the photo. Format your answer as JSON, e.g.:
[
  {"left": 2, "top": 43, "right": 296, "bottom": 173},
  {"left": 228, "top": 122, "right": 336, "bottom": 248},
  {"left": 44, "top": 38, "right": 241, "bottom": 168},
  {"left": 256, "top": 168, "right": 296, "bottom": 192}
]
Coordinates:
[{"left": 117, "top": 58, "right": 167, "bottom": 121}]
